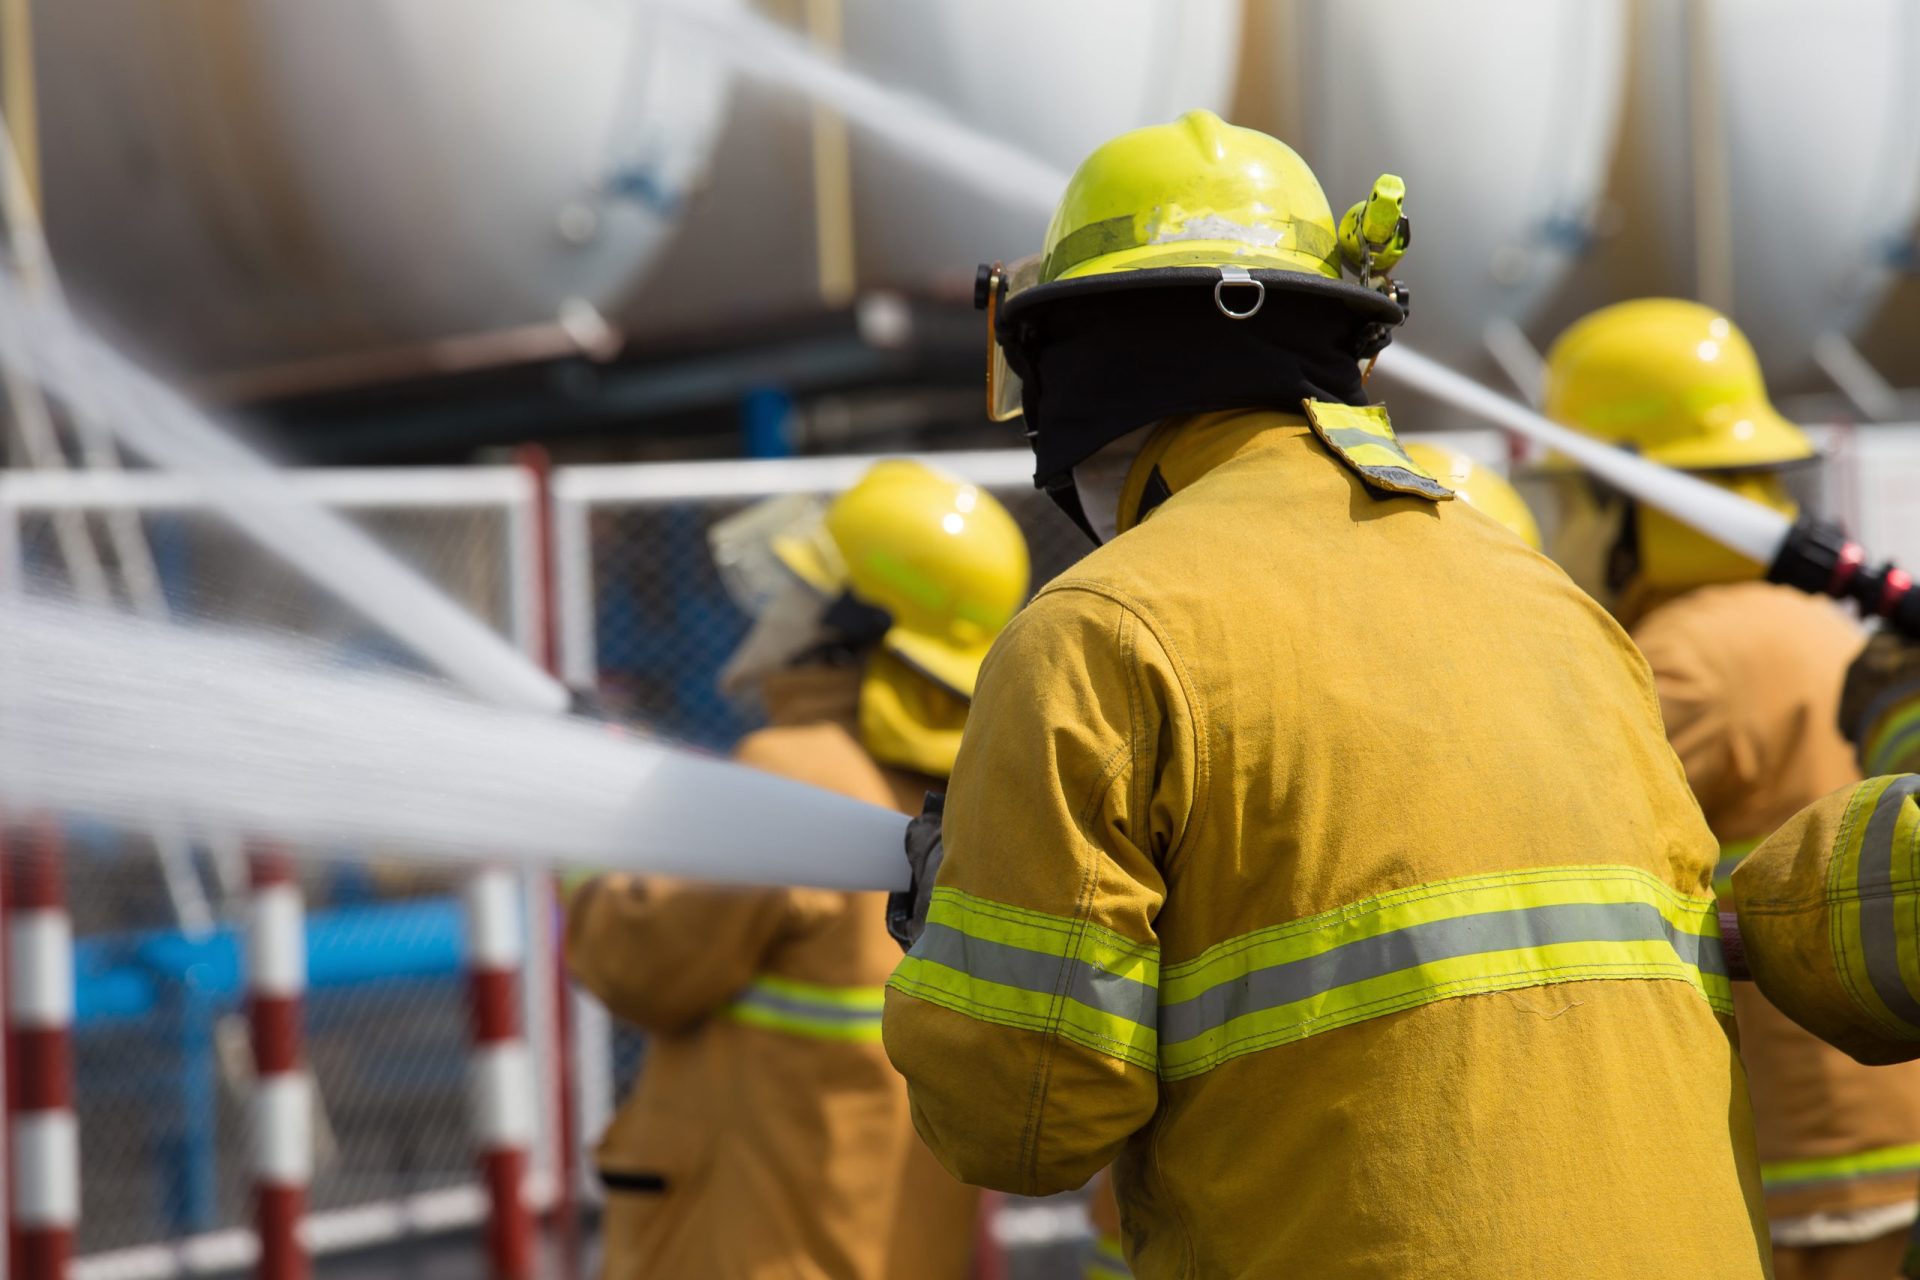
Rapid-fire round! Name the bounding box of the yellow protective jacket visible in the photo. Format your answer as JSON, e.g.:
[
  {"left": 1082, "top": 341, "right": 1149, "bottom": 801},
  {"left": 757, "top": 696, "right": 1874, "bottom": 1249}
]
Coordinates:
[
  {"left": 1728, "top": 775, "right": 1920, "bottom": 1070},
  {"left": 884, "top": 409, "right": 1769, "bottom": 1278},
  {"left": 1634, "top": 584, "right": 1920, "bottom": 1231},
  {"left": 567, "top": 665, "right": 977, "bottom": 1280}
]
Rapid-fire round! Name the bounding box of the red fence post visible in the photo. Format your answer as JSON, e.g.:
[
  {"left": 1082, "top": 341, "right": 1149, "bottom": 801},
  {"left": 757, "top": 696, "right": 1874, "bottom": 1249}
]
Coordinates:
[
  {"left": 5, "top": 816, "right": 77, "bottom": 1278},
  {"left": 517, "top": 443, "right": 580, "bottom": 1272},
  {"left": 970, "top": 1191, "right": 1009, "bottom": 1280},
  {"left": 248, "top": 846, "right": 309, "bottom": 1280},
  {"left": 465, "top": 868, "right": 534, "bottom": 1280}
]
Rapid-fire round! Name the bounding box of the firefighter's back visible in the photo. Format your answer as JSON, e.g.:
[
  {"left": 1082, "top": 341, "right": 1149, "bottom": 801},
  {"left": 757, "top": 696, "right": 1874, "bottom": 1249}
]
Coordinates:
[{"left": 1077, "top": 412, "right": 1768, "bottom": 1276}]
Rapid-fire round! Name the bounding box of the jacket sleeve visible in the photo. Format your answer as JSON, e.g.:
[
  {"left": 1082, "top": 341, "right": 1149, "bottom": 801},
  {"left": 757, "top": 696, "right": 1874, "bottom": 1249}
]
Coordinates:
[
  {"left": 883, "top": 585, "right": 1188, "bottom": 1196},
  {"left": 565, "top": 874, "right": 795, "bottom": 1034},
  {"left": 1632, "top": 605, "right": 1743, "bottom": 822},
  {"left": 1729, "top": 774, "right": 1920, "bottom": 1065}
]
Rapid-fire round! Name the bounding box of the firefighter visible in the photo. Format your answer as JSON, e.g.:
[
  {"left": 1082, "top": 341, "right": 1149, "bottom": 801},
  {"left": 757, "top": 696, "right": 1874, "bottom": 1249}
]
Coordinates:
[
  {"left": 1544, "top": 298, "right": 1920, "bottom": 1280},
  {"left": 881, "top": 111, "right": 1768, "bottom": 1276},
  {"left": 567, "top": 460, "right": 1027, "bottom": 1279},
  {"left": 1072, "top": 437, "right": 1545, "bottom": 1280},
  {"left": 1725, "top": 768, "right": 1920, "bottom": 1279}
]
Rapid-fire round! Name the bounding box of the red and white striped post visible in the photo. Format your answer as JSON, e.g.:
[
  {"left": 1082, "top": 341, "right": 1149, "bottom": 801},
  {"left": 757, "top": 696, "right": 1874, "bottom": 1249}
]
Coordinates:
[
  {"left": 247, "top": 846, "right": 309, "bottom": 1280},
  {"left": 971, "top": 1192, "right": 1007, "bottom": 1280},
  {"left": 4, "top": 816, "right": 78, "bottom": 1277},
  {"left": 465, "top": 868, "right": 535, "bottom": 1280}
]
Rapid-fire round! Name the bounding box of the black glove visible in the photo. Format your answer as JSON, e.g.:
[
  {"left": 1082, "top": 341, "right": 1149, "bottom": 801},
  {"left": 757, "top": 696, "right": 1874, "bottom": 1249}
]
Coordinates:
[
  {"left": 887, "top": 791, "right": 945, "bottom": 952},
  {"left": 1840, "top": 630, "right": 1920, "bottom": 776}
]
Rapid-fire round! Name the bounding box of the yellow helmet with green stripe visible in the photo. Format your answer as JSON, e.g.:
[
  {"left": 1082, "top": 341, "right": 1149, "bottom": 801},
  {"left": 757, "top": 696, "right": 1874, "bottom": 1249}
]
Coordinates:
[
  {"left": 1543, "top": 299, "right": 1814, "bottom": 471},
  {"left": 1038, "top": 110, "right": 1346, "bottom": 285},
  {"left": 1541, "top": 299, "right": 1814, "bottom": 604},
  {"left": 773, "top": 460, "right": 1029, "bottom": 702},
  {"left": 982, "top": 110, "right": 1412, "bottom": 539}
]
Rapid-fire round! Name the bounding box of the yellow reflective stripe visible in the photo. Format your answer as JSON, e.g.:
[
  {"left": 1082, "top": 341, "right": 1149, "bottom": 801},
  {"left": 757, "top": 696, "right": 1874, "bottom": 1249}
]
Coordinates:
[
  {"left": 1713, "top": 838, "right": 1759, "bottom": 897},
  {"left": 748, "top": 974, "right": 887, "bottom": 1011},
  {"left": 917, "top": 889, "right": 1159, "bottom": 984},
  {"left": 888, "top": 887, "right": 1158, "bottom": 1072},
  {"left": 1762, "top": 1142, "right": 1920, "bottom": 1192},
  {"left": 725, "top": 975, "right": 886, "bottom": 1043},
  {"left": 1301, "top": 401, "right": 1452, "bottom": 501},
  {"left": 1158, "top": 865, "right": 1727, "bottom": 1082},
  {"left": 1828, "top": 776, "right": 1920, "bottom": 1040},
  {"left": 1040, "top": 211, "right": 1340, "bottom": 284},
  {"left": 1866, "top": 702, "right": 1920, "bottom": 777}
]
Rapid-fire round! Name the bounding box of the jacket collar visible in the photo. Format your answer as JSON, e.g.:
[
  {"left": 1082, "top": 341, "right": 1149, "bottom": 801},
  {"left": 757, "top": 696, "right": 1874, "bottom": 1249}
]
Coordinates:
[
  {"left": 758, "top": 663, "right": 863, "bottom": 730},
  {"left": 1113, "top": 409, "right": 1312, "bottom": 536}
]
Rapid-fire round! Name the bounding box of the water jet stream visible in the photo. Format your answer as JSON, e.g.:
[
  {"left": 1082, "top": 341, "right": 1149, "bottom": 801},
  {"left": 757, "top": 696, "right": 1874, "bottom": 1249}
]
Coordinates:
[
  {"left": 0, "top": 273, "right": 568, "bottom": 715},
  {"left": 0, "top": 599, "right": 911, "bottom": 891}
]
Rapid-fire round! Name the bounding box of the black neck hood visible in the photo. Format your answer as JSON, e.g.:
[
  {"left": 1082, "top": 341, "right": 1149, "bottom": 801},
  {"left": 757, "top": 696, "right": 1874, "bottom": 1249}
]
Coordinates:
[{"left": 997, "top": 267, "right": 1405, "bottom": 490}]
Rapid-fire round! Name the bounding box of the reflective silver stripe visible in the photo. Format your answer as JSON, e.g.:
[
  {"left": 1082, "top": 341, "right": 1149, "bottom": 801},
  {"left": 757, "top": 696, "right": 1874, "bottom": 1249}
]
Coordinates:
[
  {"left": 1320, "top": 424, "right": 1408, "bottom": 455},
  {"left": 911, "top": 922, "right": 1158, "bottom": 1027},
  {"left": 1158, "top": 900, "right": 1722, "bottom": 1047},
  {"left": 1858, "top": 775, "right": 1920, "bottom": 1027},
  {"left": 730, "top": 987, "right": 882, "bottom": 1028}
]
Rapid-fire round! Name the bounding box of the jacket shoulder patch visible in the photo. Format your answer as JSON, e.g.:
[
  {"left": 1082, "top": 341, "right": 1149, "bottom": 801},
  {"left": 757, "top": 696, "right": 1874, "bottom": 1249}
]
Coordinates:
[{"left": 1301, "top": 400, "right": 1454, "bottom": 502}]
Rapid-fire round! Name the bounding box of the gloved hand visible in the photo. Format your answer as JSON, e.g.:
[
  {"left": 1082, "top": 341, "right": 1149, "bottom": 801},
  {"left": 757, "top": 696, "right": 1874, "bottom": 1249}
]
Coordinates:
[
  {"left": 1840, "top": 630, "right": 1920, "bottom": 776},
  {"left": 886, "top": 791, "right": 945, "bottom": 952}
]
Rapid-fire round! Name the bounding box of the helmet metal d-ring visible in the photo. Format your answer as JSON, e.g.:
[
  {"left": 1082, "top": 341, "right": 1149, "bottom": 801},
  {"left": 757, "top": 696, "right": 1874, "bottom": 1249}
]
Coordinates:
[{"left": 1214, "top": 266, "right": 1265, "bottom": 320}]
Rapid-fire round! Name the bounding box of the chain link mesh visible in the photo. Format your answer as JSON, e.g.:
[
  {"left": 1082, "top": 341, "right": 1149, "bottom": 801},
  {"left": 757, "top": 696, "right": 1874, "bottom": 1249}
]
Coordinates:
[
  {"left": 577, "top": 478, "right": 1089, "bottom": 748},
  {"left": 6, "top": 487, "right": 530, "bottom": 1257}
]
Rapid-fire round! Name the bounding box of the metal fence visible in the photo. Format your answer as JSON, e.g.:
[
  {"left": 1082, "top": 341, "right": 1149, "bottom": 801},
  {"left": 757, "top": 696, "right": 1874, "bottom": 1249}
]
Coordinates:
[
  {"left": 550, "top": 451, "right": 1093, "bottom": 748},
  {"left": 0, "top": 467, "right": 561, "bottom": 1271}
]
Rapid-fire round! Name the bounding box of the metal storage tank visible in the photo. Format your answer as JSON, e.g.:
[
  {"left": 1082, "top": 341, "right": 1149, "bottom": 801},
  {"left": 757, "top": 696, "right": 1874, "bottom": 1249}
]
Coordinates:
[
  {"left": 621, "top": 0, "right": 1244, "bottom": 339},
  {"left": 1540, "top": 0, "right": 1920, "bottom": 396},
  {"left": 1703, "top": 0, "right": 1920, "bottom": 386},
  {"left": 841, "top": 0, "right": 1242, "bottom": 285},
  {"left": 34, "top": 0, "right": 733, "bottom": 376},
  {"left": 1240, "top": 0, "right": 1630, "bottom": 373}
]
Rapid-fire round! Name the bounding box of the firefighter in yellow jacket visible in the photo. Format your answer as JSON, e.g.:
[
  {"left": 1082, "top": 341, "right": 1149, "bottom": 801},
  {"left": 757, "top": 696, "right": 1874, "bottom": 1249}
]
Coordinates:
[
  {"left": 882, "top": 110, "right": 1769, "bottom": 1277},
  {"left": 1725, "top": 771, "right": 1920, "bottom": 1280},
  {"left": 1069, "top": 440, "right": 1546, "bottom": 1280},
  {"left": 567, "top": 460, "right": 1027, "bottom": 1280},
  {"left": 1543, "top": 299, "right": 1920, "bottom": 1279}
]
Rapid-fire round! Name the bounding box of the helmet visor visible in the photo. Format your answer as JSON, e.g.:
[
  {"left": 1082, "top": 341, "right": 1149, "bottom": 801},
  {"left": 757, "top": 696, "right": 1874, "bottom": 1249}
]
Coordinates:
[
  {"left": 985, "top": 254, "right": 1044, "bottom": 423},
  {"left": 706, "top": 492, "right": 835, "bottom": 615}
]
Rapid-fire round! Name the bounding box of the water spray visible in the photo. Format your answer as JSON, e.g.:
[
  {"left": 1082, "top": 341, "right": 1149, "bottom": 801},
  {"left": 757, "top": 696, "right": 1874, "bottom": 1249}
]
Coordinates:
[
  {"left": 0, "top": 599, "right": 912, "bottom": 891},
  {"left": 0, "top": 279, "right": 570, "bottom": 714},
  {"left": 1373, "top": 348, "right": 1920, "bottom": 638},
  {"left": 0, "top": 152, "right": 911, "bottom": 891}
]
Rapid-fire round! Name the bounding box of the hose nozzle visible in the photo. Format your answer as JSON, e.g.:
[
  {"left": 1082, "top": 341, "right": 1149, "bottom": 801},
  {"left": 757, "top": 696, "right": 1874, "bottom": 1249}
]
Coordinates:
[{"left": 1768, "top": 515, "right": 1920, "bottom": 639}]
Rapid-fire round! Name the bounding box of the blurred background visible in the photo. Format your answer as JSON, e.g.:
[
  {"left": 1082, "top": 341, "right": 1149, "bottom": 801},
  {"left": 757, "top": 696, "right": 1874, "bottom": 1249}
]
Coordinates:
[{"left": 5, "top": 0, "right": 1920, "bottom": 1276}]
